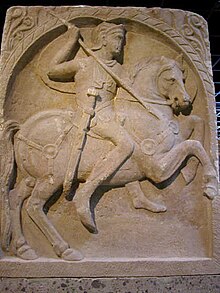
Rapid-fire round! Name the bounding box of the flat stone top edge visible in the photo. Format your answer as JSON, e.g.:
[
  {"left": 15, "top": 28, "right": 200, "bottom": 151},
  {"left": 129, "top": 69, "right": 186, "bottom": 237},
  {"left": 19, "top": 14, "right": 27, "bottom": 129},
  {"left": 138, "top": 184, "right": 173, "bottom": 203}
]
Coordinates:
[{"left": 5, "top": 6, "right": 207, "bottom": 22}]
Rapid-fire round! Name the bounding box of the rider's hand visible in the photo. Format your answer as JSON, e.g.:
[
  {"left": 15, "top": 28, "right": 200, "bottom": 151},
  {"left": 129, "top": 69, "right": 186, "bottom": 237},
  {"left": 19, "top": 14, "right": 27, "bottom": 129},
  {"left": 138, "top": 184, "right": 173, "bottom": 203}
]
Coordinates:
[
  {"left": 66, "top": 24, "right": 80, "bottom": 40},
  {"left": 87, "top": 87, "right": 99, "bottom": 98}
]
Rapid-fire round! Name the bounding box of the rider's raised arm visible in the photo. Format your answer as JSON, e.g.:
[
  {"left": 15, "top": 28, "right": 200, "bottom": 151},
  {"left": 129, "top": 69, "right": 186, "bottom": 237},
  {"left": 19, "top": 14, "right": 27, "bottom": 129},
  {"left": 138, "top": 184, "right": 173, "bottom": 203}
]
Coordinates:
[{"left": 47, "top": 27, "right": 81, "bottom": 82}]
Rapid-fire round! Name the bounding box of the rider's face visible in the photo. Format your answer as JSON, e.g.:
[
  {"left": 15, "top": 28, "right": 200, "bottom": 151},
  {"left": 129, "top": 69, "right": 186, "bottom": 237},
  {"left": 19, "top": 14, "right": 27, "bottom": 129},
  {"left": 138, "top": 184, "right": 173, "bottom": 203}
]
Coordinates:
[{"left": 104, "top": 32, "right": 125, "bottom": 58}]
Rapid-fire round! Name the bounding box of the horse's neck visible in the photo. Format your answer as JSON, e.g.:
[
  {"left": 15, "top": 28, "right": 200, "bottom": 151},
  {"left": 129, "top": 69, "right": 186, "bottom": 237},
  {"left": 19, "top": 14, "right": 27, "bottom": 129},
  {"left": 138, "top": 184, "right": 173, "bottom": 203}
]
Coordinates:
[
  {"left": 140, "top": 87, "right": 174, "bottom": 120},
  {"left": 151, "top": 103, "right": 173, "bottom": 120},
  {"left": 133, "top": 63, "right": 174, "bottom": 121}
]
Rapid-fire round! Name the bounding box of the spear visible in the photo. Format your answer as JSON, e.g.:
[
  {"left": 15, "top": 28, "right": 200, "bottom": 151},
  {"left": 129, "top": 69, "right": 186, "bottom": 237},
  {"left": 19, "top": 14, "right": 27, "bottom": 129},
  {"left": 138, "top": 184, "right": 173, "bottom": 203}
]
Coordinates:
[
  {"left": 47, "top": 9, "right": 161, "bottom": 197},
  {"left": 46, "top": 9, "right": 162, "bottom": 117}
]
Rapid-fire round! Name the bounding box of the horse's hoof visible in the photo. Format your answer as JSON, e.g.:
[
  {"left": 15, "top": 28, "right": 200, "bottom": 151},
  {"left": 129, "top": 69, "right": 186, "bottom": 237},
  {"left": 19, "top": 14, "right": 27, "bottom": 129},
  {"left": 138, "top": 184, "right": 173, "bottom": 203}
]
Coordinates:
[
  {"left": 61, "top": 248, "right": 83, "bottom": 261},
  {"left": 203, "top": 175, "right": 218, "bottom": 200},
  {"left": 16, "top": 244, "right": 38, "bottom": 260},
  {"left": 204, "top": 185, "right": 217, "bottom": 200}
]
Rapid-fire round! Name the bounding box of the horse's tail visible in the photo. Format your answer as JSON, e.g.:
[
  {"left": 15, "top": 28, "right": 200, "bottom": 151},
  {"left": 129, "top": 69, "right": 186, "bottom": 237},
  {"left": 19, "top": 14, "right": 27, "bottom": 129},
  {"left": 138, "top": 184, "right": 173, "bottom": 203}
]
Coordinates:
[{"left": 0, "top": 120, "right": 20, "bottom": 251}]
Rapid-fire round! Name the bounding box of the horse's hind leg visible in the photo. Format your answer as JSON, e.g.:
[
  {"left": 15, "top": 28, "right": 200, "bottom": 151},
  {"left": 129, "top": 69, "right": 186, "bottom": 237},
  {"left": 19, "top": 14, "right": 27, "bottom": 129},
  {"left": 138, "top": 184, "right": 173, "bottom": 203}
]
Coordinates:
[
  {"left": 26, "top": 178, "right": 83, "bottom": 261},
  {"left": 126, "top": 181, "right": 166, "bottom": 213},
  {"left": 9, "top": 177, "right": 38, "bottom": 260}
]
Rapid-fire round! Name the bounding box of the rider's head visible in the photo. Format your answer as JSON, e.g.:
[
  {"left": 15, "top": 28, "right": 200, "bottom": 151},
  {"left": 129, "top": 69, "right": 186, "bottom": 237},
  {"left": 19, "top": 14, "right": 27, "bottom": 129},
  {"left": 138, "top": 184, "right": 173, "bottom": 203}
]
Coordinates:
[{"left": 91, "top": 22, "right": 126, "bottom": 59}]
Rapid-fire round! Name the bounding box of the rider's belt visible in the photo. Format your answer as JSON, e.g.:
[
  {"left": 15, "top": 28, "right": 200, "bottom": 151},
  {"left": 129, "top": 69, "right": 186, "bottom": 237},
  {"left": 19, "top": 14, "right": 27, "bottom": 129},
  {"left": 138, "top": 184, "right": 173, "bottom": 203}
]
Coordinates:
[
  {"left": 141, "top": 120, "right": 179, "bottom": 156},
  {"left": 83, "top": 108, "right": 95, "bottom": 117}
]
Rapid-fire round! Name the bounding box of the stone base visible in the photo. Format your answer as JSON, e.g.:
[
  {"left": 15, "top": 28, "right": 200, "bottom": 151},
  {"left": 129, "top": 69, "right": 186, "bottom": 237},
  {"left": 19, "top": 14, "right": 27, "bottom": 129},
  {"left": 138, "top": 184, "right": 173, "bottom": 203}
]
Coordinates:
[{"left": 0, "top": 276, "right": 220, "bottom": 293}]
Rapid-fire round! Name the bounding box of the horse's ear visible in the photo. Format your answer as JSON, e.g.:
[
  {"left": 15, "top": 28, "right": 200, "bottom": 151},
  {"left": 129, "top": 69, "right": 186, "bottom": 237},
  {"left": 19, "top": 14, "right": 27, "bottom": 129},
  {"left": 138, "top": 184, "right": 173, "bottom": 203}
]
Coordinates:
[
  {"left": 175, "top": 53, "right": 183, "bottom": 67},
  {"left": 177, "top": 54, "right": 188, "bottom": 80},
  {"left": 183, "top": 62, "right": 188, "bottom": 80}
]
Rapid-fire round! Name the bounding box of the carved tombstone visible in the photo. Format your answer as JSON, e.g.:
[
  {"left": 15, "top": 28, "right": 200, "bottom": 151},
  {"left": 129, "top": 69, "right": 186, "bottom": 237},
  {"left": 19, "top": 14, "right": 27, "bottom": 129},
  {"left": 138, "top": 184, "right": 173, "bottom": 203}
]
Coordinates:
[{"left": 0, "top": 6, "right": 219, "bottom": 278}]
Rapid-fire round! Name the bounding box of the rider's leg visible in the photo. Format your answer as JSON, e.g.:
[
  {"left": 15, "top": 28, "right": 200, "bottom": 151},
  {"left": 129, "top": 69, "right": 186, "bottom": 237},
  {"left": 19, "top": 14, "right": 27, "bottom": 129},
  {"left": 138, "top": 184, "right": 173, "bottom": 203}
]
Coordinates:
[
  {"left": 73, "top": 121, "right": 134, "bottom": 232},
  {"left": 178, "top": 115, "right": 204, "bottom": 143}
]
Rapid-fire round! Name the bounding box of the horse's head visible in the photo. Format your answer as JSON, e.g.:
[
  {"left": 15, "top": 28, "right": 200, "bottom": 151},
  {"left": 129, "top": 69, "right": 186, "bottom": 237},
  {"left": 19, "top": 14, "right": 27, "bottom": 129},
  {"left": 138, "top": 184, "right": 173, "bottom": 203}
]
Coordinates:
[{"left": 157, "top": 55, "right": 192, "bottom": 115}]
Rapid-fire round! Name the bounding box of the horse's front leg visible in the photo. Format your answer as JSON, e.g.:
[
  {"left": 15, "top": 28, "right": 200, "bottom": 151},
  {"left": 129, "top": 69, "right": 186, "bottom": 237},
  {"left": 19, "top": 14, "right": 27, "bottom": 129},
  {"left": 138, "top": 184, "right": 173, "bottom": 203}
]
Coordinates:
[
  {"left": 178, "top": 115, "right": 205, "bottom": 184},
  {"left": 178, "top": 115, "right": 204, "bottom": 143},
  {"left": 149, "top": 140, "right": 217, "bottom": 200}
]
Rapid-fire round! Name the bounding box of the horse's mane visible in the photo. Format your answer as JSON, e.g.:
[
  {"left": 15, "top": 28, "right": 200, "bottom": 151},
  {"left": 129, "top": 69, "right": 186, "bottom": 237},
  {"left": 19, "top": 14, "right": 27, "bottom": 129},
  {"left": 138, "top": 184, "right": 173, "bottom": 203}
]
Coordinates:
[
  {"left": 130, "top": 56, "right": 182, "bottom": 85},
  {"left": 130, "top": 56, "right": 156, "bottom": 83}
]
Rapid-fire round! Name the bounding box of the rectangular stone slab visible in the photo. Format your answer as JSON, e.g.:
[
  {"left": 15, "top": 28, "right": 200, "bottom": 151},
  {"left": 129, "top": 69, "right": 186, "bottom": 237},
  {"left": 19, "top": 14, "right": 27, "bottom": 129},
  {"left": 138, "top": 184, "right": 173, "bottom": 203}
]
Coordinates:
[{"left": 0, "top": 6, "right": 219, "bottom": 277}]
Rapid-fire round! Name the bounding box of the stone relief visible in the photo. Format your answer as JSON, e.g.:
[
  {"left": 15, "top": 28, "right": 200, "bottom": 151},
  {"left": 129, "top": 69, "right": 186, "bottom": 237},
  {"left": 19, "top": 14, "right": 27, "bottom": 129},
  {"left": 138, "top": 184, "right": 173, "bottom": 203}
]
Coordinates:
[
  {"left": 147, "top": 8, "right": 211, "bottom": 71},
  {"left": 4, "top": 7, "right": 36, "bottom": 51},
  {"left": 0, "top": 7, "right": 219, "bottom": 271}
]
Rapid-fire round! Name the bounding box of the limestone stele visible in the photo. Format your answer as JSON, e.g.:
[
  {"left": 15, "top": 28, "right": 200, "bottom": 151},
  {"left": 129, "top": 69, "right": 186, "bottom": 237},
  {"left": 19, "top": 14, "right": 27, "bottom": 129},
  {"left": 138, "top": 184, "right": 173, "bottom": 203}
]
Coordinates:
[{"left": 0, "top": 6, "right": 219, "bottom": 278}]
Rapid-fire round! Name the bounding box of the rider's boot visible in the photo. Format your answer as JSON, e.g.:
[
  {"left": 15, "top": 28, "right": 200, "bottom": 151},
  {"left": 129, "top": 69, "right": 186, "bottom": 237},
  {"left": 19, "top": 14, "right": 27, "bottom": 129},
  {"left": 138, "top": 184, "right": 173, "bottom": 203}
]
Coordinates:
[
  {"left": 73, "top": 181, "right": 98, "bottom": 233},
  {"left": 74, "top": 159, "right": 121, "bottom": 233}
]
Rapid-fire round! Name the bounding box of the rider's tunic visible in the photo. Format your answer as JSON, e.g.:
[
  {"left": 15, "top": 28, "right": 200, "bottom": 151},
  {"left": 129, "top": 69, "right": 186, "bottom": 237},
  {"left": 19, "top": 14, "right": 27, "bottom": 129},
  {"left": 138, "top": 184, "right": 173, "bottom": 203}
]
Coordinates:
[{"left": 74, "top": 56, "right": 130, "bottom": 144}]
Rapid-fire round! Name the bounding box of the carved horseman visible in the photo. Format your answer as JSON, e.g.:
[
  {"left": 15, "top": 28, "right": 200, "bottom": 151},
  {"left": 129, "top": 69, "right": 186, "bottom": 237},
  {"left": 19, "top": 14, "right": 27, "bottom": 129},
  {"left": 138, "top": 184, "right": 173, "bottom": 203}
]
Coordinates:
[
  {"left": 48, "top": 22, "right": 164, "bottom": 232},
  {"left": 1, "top": 25, "right": 217, "bottom": 262}
]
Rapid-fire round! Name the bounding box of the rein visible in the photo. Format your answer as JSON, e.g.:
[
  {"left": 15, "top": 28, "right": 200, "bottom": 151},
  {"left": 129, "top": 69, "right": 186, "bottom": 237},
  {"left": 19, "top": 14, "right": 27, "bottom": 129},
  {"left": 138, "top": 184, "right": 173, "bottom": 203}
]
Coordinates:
[{"left": 142, "top": 98, "right": 172, "bottom": 106}]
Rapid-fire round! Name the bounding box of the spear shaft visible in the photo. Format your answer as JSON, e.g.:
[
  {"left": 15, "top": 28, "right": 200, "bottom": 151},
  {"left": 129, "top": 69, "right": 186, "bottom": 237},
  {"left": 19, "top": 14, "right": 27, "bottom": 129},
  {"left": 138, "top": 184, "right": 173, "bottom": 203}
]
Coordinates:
[{"left": 46, "top": 9, "right": 162, "bottom": 117}]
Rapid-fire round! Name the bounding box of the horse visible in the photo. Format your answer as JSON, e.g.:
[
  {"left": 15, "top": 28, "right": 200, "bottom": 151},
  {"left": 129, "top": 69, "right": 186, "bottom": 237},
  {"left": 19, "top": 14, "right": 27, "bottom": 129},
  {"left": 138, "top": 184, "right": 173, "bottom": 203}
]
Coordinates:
[{"left": 0, "top": 55, "right": 217, "bottom": 262}]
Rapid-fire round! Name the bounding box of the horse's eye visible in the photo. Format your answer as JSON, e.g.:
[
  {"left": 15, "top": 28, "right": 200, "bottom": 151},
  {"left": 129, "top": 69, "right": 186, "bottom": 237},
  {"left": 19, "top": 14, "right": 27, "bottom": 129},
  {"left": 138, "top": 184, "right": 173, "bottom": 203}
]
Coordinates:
[{"left": 170, "top": 78, "right": 175, "bottom": 82}]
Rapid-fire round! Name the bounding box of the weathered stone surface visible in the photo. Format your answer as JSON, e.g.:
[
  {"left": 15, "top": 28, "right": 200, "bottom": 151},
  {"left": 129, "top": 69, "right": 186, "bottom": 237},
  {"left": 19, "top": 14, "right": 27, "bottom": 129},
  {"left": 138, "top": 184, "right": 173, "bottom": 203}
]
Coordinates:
[
  {"left": 0, "top": 6, "right": 219, "bottom": 277},
  {"left": 1, "top": 276, "right": 220, "bottom": 293}
]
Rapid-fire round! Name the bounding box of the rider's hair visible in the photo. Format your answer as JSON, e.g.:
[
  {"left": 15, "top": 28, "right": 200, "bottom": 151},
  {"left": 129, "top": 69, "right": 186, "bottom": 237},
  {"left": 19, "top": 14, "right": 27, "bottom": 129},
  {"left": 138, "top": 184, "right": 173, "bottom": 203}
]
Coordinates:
[{"left": 91, "top": 22, "right": 125, "bottom": 51}]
